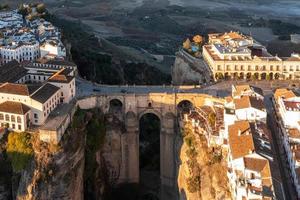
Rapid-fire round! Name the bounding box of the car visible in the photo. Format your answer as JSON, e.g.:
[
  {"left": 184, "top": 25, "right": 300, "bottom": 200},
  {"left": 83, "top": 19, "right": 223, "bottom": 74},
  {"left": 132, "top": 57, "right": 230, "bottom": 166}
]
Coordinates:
[{"left": 93, "top": 88, "right": 101, "bottom": 92}]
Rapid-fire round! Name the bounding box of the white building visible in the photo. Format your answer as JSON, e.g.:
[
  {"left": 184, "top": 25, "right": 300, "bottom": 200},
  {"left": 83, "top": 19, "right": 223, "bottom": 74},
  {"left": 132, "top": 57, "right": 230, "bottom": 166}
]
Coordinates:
[
  {"left": 203, "top": 31, "right": 300, "bottom": 81},
  {"left": 227, "top": 120, "right": 279, "bottom": 200},
  {"left": 224, "top": 85, "right": 267, "bottom": 141},
  {"left": 0, "top": 10, "right": 66, "bottom": 63},
  {"left": 0, "top": 41, "right": 40, "bottom": 63},
  {"left": 0, "top": 60, "right": 76, "bottom": 143},
  {"left": 274, "top": 88, "right": 300, "bottom": 196},
  {"left": 40, "top": 40, "right": 66, "bottom": 58}
]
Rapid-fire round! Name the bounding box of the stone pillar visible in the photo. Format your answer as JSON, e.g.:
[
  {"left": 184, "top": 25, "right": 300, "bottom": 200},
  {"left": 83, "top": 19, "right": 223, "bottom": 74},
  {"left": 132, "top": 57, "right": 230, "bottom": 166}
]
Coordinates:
[
  {"left": 160, "top": 118, "right": 176, "bottom": 187},
  {"left": 126, "top": 131, "right": 139, "bottom": 183},
  {"left": 119, "top": 113, "right": 139, "bottom": 183}
]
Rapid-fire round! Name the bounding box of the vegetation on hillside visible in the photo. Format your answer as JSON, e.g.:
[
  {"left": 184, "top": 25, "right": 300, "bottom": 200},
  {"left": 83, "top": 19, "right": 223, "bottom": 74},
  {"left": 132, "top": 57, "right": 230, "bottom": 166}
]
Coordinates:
[
  {"left": 0, "top": 4, "right": 9, "bottom": 11},
  {"left": 180, "top": 121, "right": 230, "bottom": 199},
  {"left": 80, "top": 109, "right": 107, "bottom": 199},
  {"left": 6, "top": 132, "right": 33, "bottom": 172},
  {"left": 45, "top": 14, "right": 171, "bottom": 85}
]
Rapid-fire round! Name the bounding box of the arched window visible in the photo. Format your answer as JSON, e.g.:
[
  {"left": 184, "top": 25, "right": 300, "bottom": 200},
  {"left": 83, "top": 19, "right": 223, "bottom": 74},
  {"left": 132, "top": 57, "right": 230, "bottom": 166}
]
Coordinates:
[
  {"left": 5, "top": 114, "right": 9, "bottom": 121},
  {"left": 17, "top": 116, "right": 22, "bottom": 123}
]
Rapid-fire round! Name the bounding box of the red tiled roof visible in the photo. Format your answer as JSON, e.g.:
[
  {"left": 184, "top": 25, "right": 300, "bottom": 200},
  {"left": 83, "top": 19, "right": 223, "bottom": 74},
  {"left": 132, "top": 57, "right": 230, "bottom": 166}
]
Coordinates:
[
  {"left": 228, "top": 121, "right": 255, "bottom": 159},
  {"left": 0, "top": 101, "right": 30, "bottom": 115},
  {"left": 0, "top": 82, "right": 37, "bottom": 96}
]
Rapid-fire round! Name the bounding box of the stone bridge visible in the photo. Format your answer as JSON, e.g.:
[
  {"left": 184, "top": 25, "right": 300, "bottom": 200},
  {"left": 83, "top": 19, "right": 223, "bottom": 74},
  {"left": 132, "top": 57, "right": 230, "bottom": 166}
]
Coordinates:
[{"left": 76, "top": 92, "right": 224, "bottom": 190}]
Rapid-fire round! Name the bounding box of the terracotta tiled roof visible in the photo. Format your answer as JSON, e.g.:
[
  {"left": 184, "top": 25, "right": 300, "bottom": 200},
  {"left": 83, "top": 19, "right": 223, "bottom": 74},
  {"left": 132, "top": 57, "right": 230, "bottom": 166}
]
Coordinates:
[
  {"left": 234, "top": 96, "right": 265, "bottom": 111},
  {"left": 283, "top": 101, "right": 300, "bottom": 112},
  {"left": 289, "top": 128, "right": 300, "bottom": 139},
  {"left": 48, "top": 68, "right": 73, "bottom": 83},
  {"left": 0, "top": 101, "right": 30, "bottom": 115},
  {"left": 244, "top": 157, "right": 268, "bottom": 172},
  {"left": 274, "top": 88, "right": 296, "bottom": 101},
  {"left": 228, "top": 121, "right": 255, "bottom": 159},
  {"left": 0, "top": 82, "right": 38, "bottom": 96},
  {"left": 233, "top": 84, "right": 263, "bottom": 98}
]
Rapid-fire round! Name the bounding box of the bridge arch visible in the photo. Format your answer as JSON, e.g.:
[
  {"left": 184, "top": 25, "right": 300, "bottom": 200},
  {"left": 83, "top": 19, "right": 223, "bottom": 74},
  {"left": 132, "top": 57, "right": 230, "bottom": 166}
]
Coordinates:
[
  {"left": 177, "top": 100, "right": 194, "bottom": 114},
  {"left": 109, "top": 98, "right": 123, "bottom": 113},
  {"left": 138, "top": 109, "right": 162, "bottom": 122}
]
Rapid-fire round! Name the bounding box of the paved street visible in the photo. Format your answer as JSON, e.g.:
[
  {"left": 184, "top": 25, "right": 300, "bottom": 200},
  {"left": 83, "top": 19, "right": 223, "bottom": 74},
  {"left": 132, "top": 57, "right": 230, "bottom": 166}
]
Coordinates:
[{"left": 76, "top": 77, "right": 300, "bottom": 98}]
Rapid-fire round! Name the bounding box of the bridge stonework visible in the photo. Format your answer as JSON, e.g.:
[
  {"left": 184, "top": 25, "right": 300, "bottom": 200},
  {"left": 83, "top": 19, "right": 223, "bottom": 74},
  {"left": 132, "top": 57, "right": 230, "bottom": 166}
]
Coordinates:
[{"left": 77, "top": 93, "right": 223, "bottom": 189}]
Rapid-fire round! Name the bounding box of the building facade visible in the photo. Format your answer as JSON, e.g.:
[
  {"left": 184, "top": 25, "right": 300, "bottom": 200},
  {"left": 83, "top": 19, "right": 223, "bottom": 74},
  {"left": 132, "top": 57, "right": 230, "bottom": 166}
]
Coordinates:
[
  {"left": 203, "top": 32, "right": 300, "bottom": 81},
  {"left": 273, "top": 88, "right": 300, "bottom": 197},
  {"left": 0, "top": 60, "right": 76, "bottom": 136}
]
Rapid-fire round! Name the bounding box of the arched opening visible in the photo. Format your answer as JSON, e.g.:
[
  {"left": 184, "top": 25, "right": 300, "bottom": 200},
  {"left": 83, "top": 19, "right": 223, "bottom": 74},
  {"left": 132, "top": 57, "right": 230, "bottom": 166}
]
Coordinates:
[
  {"left": 246, "top": 72, "right": 252, "bottom": 80},
  {"left": 139, "top": 113, "right": 161, "bottom": 199},
  {"left": 239, "top": 72, "right": 244, "bottom": 80},
  {"left": 224, "top": 72, "right": 230, "bottom": 80},
  {"left": 269, "top": 72, "right": 274, "bottom": 80},
  {"left": 109, "top": 99, "right": 123, "bottom": 114},
  {"left": 215, "top": 73, "right": 224, "bottom": 80},
  {"left": 233, "top": 72, "right": 238, "bottom": 80},
  {"left": 261, "top": 73, "right": 267, "bottom": 80},
  {"left": 253, "top": 72, "right": 259, "bottom": 80},
  {"left": 177, "top": 100, "right": 194, "bottom": 115},
  {"left": 275, "top": 73, "right": 280, "bottom": 80}
]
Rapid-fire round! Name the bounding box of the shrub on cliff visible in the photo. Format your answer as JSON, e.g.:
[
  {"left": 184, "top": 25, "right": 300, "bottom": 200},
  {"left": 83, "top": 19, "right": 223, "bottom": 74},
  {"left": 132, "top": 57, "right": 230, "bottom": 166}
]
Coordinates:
[
  {"left": 6, "top": 132, "right": 33, "bottom": 172},
  {"left": 187, "top": 175, "right": 201, "bottom": 193}
]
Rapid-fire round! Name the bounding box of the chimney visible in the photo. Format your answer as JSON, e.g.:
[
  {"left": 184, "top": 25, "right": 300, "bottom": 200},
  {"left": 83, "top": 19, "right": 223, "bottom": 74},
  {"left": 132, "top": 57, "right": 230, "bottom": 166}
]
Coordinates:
[{"left": 238, "top": 129, "right": 241, "bottom": 136}]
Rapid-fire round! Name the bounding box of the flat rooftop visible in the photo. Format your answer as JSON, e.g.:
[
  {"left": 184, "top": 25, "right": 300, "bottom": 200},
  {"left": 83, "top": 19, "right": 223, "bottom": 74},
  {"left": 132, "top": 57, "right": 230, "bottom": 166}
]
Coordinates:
[{"left": 40, "top": 103, "right": 75, "bottom": 131}]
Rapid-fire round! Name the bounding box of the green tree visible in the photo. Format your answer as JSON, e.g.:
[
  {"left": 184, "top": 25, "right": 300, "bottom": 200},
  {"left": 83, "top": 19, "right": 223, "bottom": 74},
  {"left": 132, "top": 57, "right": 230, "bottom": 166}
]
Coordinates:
[
  {"left": 0, "top": 4, "right": 9, "bottom": 11},
  {"left": 6, "top": 132, "right": 33, "bottom": 172},
  {"left": 18, "top": 4, "right": 31, "bottom": 17},
  {"left": 208, "top": 112, "right": 216, "bottom": 127},
  {"left": 36, "top": 3, "right": 46, "bottom": 14}
]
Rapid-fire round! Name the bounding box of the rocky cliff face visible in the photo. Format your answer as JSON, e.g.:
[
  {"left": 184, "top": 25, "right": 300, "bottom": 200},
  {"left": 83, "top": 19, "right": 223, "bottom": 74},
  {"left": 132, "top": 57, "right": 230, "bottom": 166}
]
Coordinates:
[
  {"left": 16, "top": 120, "right": 86, "bottom": 200},
  {"left": 0, "top": 108, "right": 126, "bottom": 200},
  {"left": 172, "top": 52, "right": 209, "bottom": 85},
  {"left": 177, "top": 122, "right": 231, "bottom": 200}
]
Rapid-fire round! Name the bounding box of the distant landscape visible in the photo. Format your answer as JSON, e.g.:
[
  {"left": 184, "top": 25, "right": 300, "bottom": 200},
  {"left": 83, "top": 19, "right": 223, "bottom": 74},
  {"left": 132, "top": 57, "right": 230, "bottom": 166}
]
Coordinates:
[{"left": 3, "top": 0, "right": 300, "bottom": 84}]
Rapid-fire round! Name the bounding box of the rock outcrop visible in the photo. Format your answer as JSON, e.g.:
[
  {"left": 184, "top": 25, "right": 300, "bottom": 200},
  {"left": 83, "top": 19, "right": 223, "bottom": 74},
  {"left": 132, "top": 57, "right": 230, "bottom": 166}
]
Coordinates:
[
  {"left": 177, "top": 122, "right": 231, "bottom": 200},
  {"left": 0, "top": 108, "right": 126, "bottom": 200},
  {"left": 16, "top": 121, "right": 85, "bottom": 200},
  {"left": 172, "top": 51, "right": 210, "bottom": 85}
]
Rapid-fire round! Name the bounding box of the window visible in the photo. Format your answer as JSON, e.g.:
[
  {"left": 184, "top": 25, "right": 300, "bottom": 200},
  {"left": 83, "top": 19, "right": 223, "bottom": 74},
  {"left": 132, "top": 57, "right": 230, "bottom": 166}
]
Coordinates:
[
  {"left": 5, "top": 114, "right": 9, "bottom": 121},
  {"left": 34, "top": 113, "right": 38, "bottom": 119},
  {"left": 11, "top": 115, "right": 15, "bottom": 122},
  {"left": 17, "top": 116, "right": 21, "bottom": 123},
  {"left": 18, "top": 125, "right": 21, "bottom": 130},
  {"left": 0, "top": 114, "right": 3, "bottom": 120},
  {"left": 12, "top": 124, "right": 15, "bottom": 129}
]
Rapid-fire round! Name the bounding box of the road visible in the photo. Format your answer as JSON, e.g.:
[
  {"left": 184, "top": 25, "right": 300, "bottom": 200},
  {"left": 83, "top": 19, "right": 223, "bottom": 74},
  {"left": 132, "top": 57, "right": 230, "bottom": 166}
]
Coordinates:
[
  {"left": 75, "top": 77, "right": 229, "bottom": 97},
  {"left": 76, "top": 77, "right": 299, "bottom": 98}
]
